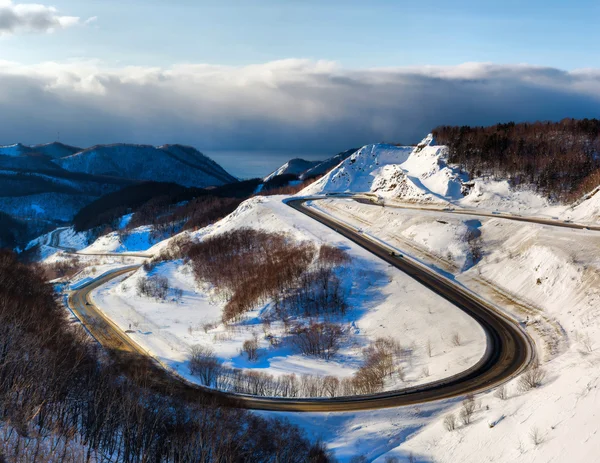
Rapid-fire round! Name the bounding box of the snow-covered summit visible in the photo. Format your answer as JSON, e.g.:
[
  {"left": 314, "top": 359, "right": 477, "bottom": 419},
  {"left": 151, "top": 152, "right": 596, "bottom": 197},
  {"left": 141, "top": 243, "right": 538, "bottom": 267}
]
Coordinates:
[
  {"left": 301, "top": 135, "right": 465, "bottom": 203},
  {"left": 263, "top": 158, "right": 321, "bottom": 182}
]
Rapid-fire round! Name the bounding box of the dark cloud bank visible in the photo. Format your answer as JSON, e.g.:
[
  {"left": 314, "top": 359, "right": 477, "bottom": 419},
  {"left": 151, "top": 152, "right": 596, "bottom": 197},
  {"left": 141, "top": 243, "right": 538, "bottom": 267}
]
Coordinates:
[{"left": 1, "top": 60, "right": 599, "bottom": 175}]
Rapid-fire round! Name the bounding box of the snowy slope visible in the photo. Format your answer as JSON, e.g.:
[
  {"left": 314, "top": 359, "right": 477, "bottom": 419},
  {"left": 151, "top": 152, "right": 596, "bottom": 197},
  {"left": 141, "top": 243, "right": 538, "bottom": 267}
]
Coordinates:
[
  {"left": 263, "top": 158, "right": 321, "bottom": 182},
  {"left": 300, "top": 148, "right": 358, "bottom": 180},
  {"left": 31, "top": 142, "right": 82, "bottom": 159},
  {"left": 0, "top": 142, "right": 81, "bottom": 158},
  {"left": 79, "top": 225, "right": 162, "bottom": 254},
  {"left": 302, "top": 144, "right": 438, "bottom": 202},
  {"left": 0, "top": 143, "right": 34, "bottom": 157},
  {"left": 55, "top": 144, "right": 236, "bottom": 187},
  {"left": 301, "top": 136, "right": 464, "bottom": 203}
]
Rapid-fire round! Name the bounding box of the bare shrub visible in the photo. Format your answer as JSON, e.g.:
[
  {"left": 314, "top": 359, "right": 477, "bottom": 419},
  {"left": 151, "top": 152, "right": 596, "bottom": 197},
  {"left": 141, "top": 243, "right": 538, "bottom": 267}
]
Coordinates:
[
  {"left": 451, "top": 332, "right": 462, "bottom": 347},
  {"left": 323, "top": 376, "right": 340, "bottom": 398},
  {"left": 136, "top": 274, "right": 169, "bottom": 300},
  {"left": 443, "top": 414, "right": 457, "bottom": 431},
  {"left": 291, "top": 322, "right": 344, "bottom": 359},
  {"left": 242, "top": 337, "right": 259, "bottom": 361},
  {"left": 282, "top": 265, "right": 348, "bottom": 317},
  {"left": 466, "top": 228, "right": 483, "bottom": 263},
  {"left": 460, "top": 394, "right": 476, "bottom": 425},
  {"left": 529, "top": 427, "right": 545, "bottom": 446},
  {"left": 581, "top": 333, "right": 594, "bottom": 353},
  {"left": 518, "top": 364, "right": 546, "bottom": 392},
  {"left": 494, "top": 385, "right": 508, "bottom": 400},
  {"left": 318, "top": 245, "right": 351, "bottom": 267},
  {"left": 43, "top": 257, "right": 83, "bottom": 280}
]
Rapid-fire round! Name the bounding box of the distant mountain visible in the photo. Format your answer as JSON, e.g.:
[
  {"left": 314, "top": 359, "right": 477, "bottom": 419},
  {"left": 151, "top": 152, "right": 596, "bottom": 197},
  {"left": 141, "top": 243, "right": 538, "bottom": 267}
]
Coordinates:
[
  {"left": 31, "top": 142, "right": 82, "bottom": 159},
  {"left": 56, "top": 144, "right": 236, "bottom": 187},
  {"left": 263, "top": 158, "right": 321, "bottom": 182},
  {"left": 299, "top": 148, "right": 359, "bottom": 180},
  {"left": 0, "top": 142, "right": 82, "bottom": 158},
  {"left": 0, "top": 142, "right": 237, "bottom": 242},
  {"left": 264, "top": 149, "right": 359, "bottom": 185}
]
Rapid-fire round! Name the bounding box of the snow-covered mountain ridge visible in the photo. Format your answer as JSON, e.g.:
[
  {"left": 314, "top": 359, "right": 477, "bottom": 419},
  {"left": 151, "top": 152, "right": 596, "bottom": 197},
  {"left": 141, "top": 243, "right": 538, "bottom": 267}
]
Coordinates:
[
  {"left": 55, "top": 143, "right": 236, "bottom": 187},
  {"left": 263, "top": 158, "right": 321, "bottom": 182},
  {"left": 301, "top": 135, "right": 465, "bottom": 203},
  {"left": 300, "top": 134, "right": 600, "bottom": 223},
  {"left": 0, "top": 141, "right": 236, "bottom": 188}
]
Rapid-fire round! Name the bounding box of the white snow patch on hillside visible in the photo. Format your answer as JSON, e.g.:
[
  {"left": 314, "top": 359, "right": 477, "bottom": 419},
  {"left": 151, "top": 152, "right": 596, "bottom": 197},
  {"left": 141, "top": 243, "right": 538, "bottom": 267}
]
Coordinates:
[{"left": 80, "top": 226, "right": 161, "bottom": 254}]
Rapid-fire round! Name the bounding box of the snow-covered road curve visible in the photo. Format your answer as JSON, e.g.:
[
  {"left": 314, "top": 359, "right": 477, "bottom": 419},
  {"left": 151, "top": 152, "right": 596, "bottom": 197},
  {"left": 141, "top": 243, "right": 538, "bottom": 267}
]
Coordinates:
[{"left": 66, "top": 198, "right": 535, "bottom": 412}]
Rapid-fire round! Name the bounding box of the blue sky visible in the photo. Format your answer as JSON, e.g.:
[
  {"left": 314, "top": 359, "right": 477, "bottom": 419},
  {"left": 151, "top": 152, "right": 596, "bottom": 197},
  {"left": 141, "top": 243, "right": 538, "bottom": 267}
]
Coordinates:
[
  {"left": 1, "top": 0, "right": 599, "bottom": 177},
  {"left": 3, "top": 0, "right": 599, "bottom": 70}
]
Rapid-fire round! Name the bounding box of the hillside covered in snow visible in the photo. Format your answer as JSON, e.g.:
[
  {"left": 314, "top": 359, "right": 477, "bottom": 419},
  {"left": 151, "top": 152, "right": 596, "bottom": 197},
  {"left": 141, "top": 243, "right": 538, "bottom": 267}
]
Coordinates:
[
  {"left": 55, "top": 143, "right": 237, "bottom": 187},
  {"left": 263, "top": 158, "right": 321, "bottom": 182},
  {"left": 0, "top": 141, "right": 238, "bottom": 245},
  {"left": 301, "top": 134, "right": 600, "bottom": 224}
]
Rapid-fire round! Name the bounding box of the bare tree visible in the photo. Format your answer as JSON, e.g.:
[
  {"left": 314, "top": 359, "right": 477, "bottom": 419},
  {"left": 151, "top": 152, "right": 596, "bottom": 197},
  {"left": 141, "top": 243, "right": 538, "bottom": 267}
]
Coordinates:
[
  {"left": 518, "top": 363, "right": 546, "bottom": 392},
  {"left": 451, "top": 332, "right": 462, "bottom": 347},
  {"left": 460, "top": 394, "right": 476, "bottom": 425},
  {"left": 189, "top": 345, "right": 223, "bottom": 387},
  {"left": 291, "top": 322, "right": 344, "bottom": 359},
  {"left": 494, "top": 385, "right": 508, "bottom": 400},
  {"left": 529, "top": 427, "right": 545, "bottom": 446},
  {"left": 443, "top": 414, "right": 457, "bottom": 431},
  {"left": 242, "top": 337, "right": 259, "bottom": 361}
]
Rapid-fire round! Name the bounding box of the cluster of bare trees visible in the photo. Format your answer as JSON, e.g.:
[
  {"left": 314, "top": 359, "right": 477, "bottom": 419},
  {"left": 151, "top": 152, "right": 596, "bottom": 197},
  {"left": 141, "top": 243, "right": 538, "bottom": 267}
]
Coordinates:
[
  {"left": 433, "top": 118, "right": 600, "bottom": 200},
  {"left": 281, "top": 267, "right": 347, "bottom": 317},
  {"left": 351, "top": 337, "right": 404, "bottom": 395},
  {"left": 189, "top": 336, "right": 407, "bottom": 399},
  {"left": 291, "top": 322, "right": 344, "bottom": 359},
  {"left": 186, "top": 229, "right": 350, "bottom": 323},
  {"left": 43, "top": 256, "right": 83, "bottom": 280},
  {"left": 0, "top": 250, "right": 329, "bottom": 462},
  {"left": 444, "top": 394, "right": 477, "bottom": 431},
  {"left": 136, "top": 274, "right": 170, "bottom": 300}
]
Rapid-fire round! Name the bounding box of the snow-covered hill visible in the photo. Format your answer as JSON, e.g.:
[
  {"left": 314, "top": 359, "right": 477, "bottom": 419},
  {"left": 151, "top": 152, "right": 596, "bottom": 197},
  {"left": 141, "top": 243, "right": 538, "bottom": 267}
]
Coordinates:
[
  {"left": 301, "top": 135, "right": 465, "bottom": 203},
  {"left": 300, "top": 148, "right": 358, "bottom": 180},
  {"left": 300, "top": 135, "right": 600, "bottom": 224},
  {"left": 0, "top": 142, "right": 81, "bottom": 158},
  {"left": 263, "top": 158, "right": 321, "bottom": 182},
  {"left": 56, "top": 143, "right": 236, "bottom": 187}
]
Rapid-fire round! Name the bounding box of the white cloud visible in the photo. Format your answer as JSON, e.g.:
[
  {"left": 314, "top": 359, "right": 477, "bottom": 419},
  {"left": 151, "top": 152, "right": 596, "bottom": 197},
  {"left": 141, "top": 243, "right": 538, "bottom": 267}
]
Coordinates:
[
  {"left": 0, "top": 59, "right": 599, "bottom": 153},
  {"left": 0, "top": 1, "right": 80, "bottom": 35}
]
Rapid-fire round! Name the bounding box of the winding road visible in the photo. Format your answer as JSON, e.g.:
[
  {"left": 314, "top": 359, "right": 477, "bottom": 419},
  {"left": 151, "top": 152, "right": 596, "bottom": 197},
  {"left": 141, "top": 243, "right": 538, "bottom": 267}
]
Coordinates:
[{"left": 66, "top": 198, "right": 538, "bottom": 411}]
